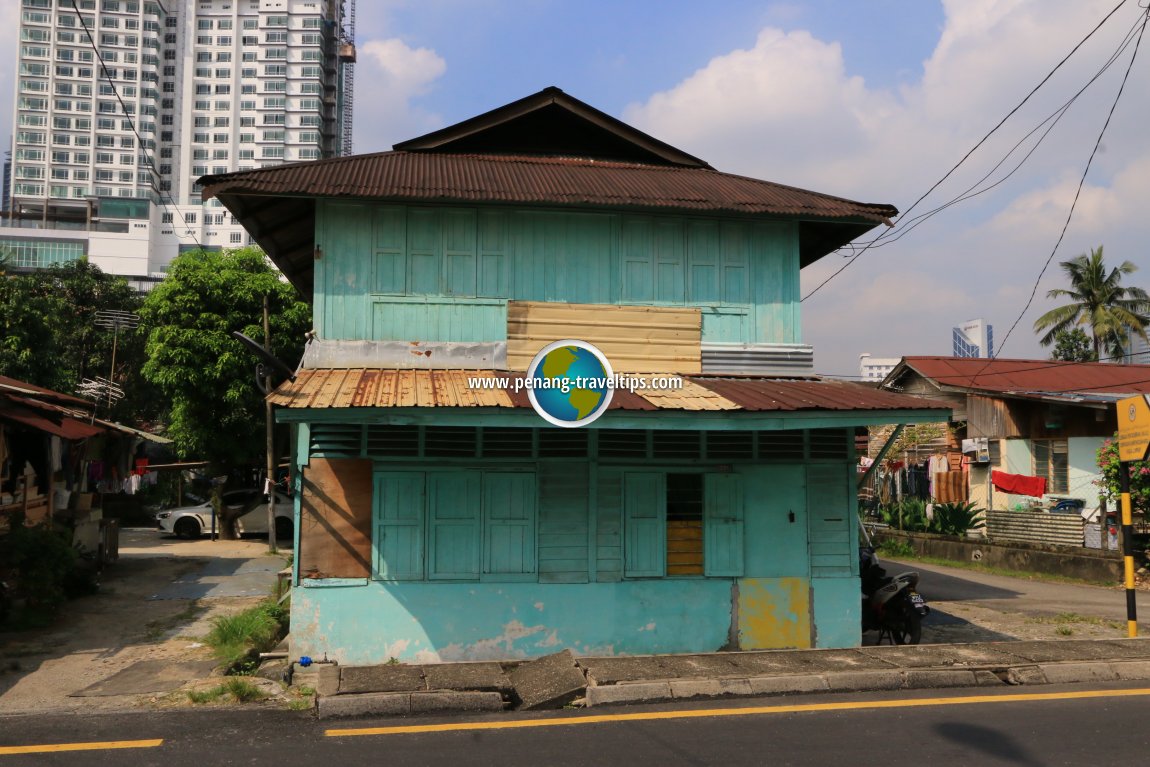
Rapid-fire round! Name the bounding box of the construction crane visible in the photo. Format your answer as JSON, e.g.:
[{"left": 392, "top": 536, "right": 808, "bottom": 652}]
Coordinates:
[{"left": 339, "top": 0, "right": 356, "bottom": 156}]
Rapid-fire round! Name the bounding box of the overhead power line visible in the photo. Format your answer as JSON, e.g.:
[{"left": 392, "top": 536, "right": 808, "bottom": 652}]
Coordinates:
[
  {"left": 70, "top": 0, "right": 204, "bottom": 251},
  {"left": 801, "top": 0, "right": 1134, "bottom": 302}
]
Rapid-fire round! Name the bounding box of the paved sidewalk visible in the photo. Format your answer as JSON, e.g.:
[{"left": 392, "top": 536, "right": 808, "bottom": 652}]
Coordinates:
[{"left": 312, "top": 637, "right": 1150, "bottom": 718}]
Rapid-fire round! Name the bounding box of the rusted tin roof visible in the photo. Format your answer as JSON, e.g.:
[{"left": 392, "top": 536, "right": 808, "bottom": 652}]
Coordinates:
[
  {"left": 201, "top": 87, "right": 898, "bottom": 297},
  {"left": 893, "top": 356, "right": 1150, "bottom": 396},
  {"left": 203, "top": 152, "right": 896, "bottom": 223},
  {"left": 269, "top": 369, "right": 949, "bottom": 413}
]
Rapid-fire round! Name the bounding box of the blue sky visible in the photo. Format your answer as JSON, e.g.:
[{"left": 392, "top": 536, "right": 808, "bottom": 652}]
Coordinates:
[{"left": 3, "top": 0, "right": 1147, "bottom": 376}]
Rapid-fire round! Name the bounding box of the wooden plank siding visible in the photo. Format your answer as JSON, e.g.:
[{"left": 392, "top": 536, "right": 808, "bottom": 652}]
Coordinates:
[
  {"left": 537, "top": 461, "right": 590, "bottom": 583},
  {"left": 806, "top": 465, "right": 854, "bottom": 577},
  {"left": 596, "top": 467, "right": 624, "bottom": 582},
  {"left": 507, "top": 301, "right": 702, "bottom": 373},
  {"left": 314, "top": 201, "right": 800, "bottom": 346}
]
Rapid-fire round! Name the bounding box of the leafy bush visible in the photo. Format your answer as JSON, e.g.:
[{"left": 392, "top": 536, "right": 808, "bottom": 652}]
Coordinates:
[
  {"left": 0, "top": 516, "right": 85, "bottom": 626},
  {"left": 1097, "top": 435, "right": 1150, "bottom": 515},
  {"left": 877, "top": 539, "right": 915, "bottom": 558},
  {"left": 879, "top": 499, "right": 929, "bottom": 532},
  {"left": 929, "top": 502, "right": 987, "bottom": 537}
]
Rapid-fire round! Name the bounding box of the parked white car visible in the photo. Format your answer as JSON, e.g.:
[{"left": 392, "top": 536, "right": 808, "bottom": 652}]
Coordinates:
[{"left": 155, "top": 489, "right": 294, "bottom": 539}]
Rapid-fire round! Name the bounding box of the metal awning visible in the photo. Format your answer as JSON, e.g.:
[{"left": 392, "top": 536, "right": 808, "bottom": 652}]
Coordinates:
[{"left": 269, "top": 369, "right": 950, "bottom": 414}]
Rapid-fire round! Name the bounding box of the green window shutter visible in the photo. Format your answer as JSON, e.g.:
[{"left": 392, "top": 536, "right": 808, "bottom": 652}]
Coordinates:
[
  {"left": 704, "top": 473, "right": 745, "bottom": 577},
  {"left": 807, "top": 465, "right": 853, "bottom": 576},
  {"left": 484, "top": 472, "right": 536, "bottom": 575},
  {"left": 428, "top": 471, "right": 481, "bottom": 580},
  {"left": 374, "top": 471, "right": 425, "bottom": 580},
  {"left": 624, "top": 472, "right": 665, "bottom": 577}
]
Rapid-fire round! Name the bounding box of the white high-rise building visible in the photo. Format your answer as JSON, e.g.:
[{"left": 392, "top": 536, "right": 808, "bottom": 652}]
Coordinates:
[
  {"left": 858, "top": 353, "right": 900, "bottom": 383},
  {"left": 4, "top": 0, "right": 351, "bottom": 286},
  {"left": 952, "top": 318, "right": 993, "bottom": 358}
]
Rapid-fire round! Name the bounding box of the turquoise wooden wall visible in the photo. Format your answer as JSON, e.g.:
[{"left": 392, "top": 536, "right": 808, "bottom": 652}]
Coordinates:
[
  {"left": 313, "top": 201, "right": 801, "bottom": 345},
  {"left": 291, "top": 446, "right": 863, "bottom": 660}
]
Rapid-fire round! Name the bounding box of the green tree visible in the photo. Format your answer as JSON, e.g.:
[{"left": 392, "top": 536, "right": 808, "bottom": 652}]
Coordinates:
[
  {"left": 0, "top": 259, "right": 149, "bottom": 421},
  {"left": 139, "top": 247, "right": 310, "bottom": 471},
  {"left": 1033, "top": 246, "right": 1150, "bottom": 360},
  {"left": 1050, "top": 328, "right": 1096, "bottom": 362}
]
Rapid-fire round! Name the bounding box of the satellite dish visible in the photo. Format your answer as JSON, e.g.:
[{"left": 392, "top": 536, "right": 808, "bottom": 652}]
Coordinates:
[{"left": 230, "top": 332, "right": 297, "bottom": 382}]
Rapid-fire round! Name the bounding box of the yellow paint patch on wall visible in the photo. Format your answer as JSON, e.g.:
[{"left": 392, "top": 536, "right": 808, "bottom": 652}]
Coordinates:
[{"left": 737, "top": 577, "right": 811, "bottom": 650}]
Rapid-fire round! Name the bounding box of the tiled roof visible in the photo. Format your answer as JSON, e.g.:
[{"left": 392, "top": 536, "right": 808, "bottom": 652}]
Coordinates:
[{"left": 269, "top": 369, "right": 948, "bottom": 413}]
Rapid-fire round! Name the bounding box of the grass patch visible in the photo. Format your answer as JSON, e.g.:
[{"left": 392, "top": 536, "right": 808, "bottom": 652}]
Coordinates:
[
  {"left": 187, "top": 686, "right": 226, "bottom": 704},
  {"left": 1056, "top": 626, "right": 1074, "bottom": 636},
  {"left": 187, "top": 677, "right": 268, "bottom": 704},
  {"left": 1027, "top": 612, "right": 1124, "bottom": 630},
  {"left": 204, "top": 598, "right": 288, "bottom": 671},
  {"left": 886, "top": 553, "right": 1112, "bottom": 587}
]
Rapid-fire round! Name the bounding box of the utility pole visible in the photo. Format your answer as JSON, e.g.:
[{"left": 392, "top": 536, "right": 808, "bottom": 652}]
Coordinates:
[{"left": 264, "top": 295, "right": 278, "bottom": 554}]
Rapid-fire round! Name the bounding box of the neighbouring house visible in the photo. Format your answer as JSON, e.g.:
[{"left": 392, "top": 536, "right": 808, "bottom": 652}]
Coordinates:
[
  {"left": 202, "top": 87, "right": 949, "bottom": 664},
  {"left": 0, "top": 375, "right": 166, "bottom": 562},
  {"left": 881, "top": 356, "right": 1150, "bottom": 545}
]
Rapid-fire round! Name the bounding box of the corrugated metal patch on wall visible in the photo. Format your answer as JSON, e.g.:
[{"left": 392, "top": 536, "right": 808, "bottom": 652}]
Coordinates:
[
  {"left": 701, "top": 343, "right": 814, "bottom": 375},
  {"left": 506, "top": 301, "right": 701, "bottom": 373}
]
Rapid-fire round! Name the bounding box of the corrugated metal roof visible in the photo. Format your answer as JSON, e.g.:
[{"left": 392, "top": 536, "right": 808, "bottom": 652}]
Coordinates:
[
  {"left": 896, "top": 356, "right": 1150, "bottom": 396},
  {"left": 201, "top": 152, "right": 897, "bottom": 223},
  {"left": 269, "top": 369, "right": 949, "bottom": 413},
  {"left": 690, "top": 377, "right": 946, "bottom": 411}
]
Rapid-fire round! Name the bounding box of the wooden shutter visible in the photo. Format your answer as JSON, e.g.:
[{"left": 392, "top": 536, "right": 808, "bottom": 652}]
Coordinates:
[
  {"left": 624, "top": 472, "right": 665, "bottom": 577},
  {"left": 807, "top": 465, "right": 853, "bottom": 576},
  {"left": 373, "top": 471, "right": 425, "bottom": 581},
  {"left": 704, "top": 473, "right": 745, "bottom": 576},
  {"left": 428, "top": 471, "right": 481, "bottom": 580},
  {"left": 484, "top": 472, "right": 536, "bottom": 575}
]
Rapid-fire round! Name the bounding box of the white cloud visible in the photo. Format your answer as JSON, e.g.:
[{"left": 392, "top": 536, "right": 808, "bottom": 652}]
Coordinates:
[
  {"left": 625, "top": 0, "right": 1150, "bottom": 371},
  {"left": 352, "top": 38, "right": 448, "bottom": 152}
]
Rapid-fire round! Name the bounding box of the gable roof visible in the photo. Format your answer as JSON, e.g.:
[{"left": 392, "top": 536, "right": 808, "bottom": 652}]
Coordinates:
[
  {"left": 201, "top": 87, "right": 898, "bottom": 297},
  {"left": 394, "top": 86, "right": 711, "bottom": 168},
  {"left": 886, "top": 356, "right": 1150, "bottom": 401}
]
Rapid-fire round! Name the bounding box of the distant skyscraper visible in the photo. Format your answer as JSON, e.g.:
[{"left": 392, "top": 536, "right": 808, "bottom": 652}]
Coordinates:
[
  {"left": 5, "top": 0, "right": 352, "bottom": 283},
  {"left": 953, "top": 318, "right": 994, "bottom": 358}
]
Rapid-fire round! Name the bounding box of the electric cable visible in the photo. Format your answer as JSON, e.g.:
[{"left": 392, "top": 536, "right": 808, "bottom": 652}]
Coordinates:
[
  {"left": 70, "top": 1, "right": 205, "bottom": 250},
  {"left": 802, "top": 0, "right": 1133, "bottom": 302}
]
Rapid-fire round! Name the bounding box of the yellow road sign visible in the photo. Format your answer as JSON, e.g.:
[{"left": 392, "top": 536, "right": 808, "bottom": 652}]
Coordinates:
[{"left": 1118, "top": 394, "right": 1150, "bottom": 462}]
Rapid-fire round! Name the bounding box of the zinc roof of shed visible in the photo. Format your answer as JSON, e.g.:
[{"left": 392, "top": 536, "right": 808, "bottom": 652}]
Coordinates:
[
  {"left": 891, "top": 356, "right": 1150, "bottom": 396},
  {"left": 269, "top": 369, "right": 949, "bottom": 413}
]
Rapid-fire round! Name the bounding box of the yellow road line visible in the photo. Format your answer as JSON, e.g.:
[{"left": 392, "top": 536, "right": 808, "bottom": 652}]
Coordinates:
[
  {"left": 326, "top": 687, "right": 1150, "bottom": 738},
  {"left": 0, "top": 738, "right": 163, "bottom": 756}
]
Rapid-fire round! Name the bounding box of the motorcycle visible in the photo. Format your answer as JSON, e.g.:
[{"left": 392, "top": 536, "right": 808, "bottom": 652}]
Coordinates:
[{"left": 860, "top": 546, "right": 929, "bottom": 645}]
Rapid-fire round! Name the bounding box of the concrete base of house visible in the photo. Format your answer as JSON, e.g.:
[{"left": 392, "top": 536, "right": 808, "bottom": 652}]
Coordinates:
[{"left": 874, "top": 530, "right": 1123, "bottom": 582}]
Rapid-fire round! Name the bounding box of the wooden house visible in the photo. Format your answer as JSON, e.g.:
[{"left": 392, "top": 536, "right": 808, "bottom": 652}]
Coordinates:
[
  {"left": 202, "top": 88, "right": 948, "bottom": 664},
  {"left": 883, "top": 356, "right": 1150, "bottom": 517}
]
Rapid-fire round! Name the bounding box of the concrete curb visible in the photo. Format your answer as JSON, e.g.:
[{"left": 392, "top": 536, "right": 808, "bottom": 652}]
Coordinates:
[
  {"left": 317, "top": 691, "right": 505, "bottom": 719},
  {"left": 312, "top": 657, "right": 1150, "bottom": 717},
  {"left": 578, "top": 660, "right": 1150, "bottom": 707}
]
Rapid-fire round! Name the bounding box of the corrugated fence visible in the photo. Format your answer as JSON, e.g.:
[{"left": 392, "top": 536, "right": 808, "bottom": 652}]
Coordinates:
[{"left": 986, "top": 509, "right": 1084, "bottom": 547}]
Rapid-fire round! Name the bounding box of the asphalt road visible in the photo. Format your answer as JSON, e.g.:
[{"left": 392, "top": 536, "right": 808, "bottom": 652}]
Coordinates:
[
  {"left": 887, "top": 557, "right": 1134, "bottom": 622},
  {"left": 4, "top": 682, "right": 1150, "bottom": 766}
]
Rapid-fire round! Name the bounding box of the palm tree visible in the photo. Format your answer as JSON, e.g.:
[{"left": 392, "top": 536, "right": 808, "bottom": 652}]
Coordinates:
[{"left": 1034, "top": 246, "right": 1150, "bottom": 361}]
